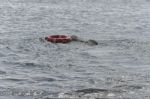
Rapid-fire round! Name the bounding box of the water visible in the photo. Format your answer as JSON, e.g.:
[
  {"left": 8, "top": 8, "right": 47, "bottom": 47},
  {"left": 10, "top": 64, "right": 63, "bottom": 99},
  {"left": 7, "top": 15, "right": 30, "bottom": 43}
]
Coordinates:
[{"left": 0, "top": 0, "right": 150, "bottom": 98}]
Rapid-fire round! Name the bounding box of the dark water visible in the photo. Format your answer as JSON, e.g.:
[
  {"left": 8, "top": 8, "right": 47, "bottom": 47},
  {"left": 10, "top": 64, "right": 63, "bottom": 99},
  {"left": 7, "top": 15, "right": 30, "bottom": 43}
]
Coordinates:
[{"left": 0, "top": 0, "right": 150, "bottom": 98}]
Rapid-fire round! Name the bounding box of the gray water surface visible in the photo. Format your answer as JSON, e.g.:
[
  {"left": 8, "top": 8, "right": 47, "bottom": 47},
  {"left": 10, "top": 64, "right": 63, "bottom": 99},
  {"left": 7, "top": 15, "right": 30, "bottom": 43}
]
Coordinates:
[{"left": 0, "top": 0, "right": 150, "bottom": 98}]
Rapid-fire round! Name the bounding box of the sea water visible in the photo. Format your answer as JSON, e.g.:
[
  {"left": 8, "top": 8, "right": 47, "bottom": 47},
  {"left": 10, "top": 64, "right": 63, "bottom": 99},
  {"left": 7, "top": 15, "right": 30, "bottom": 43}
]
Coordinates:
[{"left": 0, "top": 0, "right": 150, "bottom": 98}]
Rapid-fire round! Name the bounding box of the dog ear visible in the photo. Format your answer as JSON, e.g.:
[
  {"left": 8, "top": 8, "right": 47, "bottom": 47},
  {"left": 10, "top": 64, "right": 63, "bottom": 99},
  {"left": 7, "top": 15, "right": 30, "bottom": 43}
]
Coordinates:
[
  {"left": 45, "top": 37, "right": 48, "bottom": 40},
  {"left": 87, "top": 40, "right": 98, "bottom": 45},
  {"left": 71, "top": 35, "right": 78, "bottom": 41}
]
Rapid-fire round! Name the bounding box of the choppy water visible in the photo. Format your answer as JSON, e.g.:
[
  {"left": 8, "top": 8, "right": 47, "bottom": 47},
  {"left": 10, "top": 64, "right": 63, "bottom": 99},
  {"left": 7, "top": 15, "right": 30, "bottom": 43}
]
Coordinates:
[{"left": 0, "top": 0, "right": 150, "bottom": 98}]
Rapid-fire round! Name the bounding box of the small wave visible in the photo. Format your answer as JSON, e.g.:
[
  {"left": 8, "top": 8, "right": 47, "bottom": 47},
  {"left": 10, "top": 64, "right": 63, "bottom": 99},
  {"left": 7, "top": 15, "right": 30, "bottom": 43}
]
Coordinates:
[
  {"left": 0, "top": 70, "right": 6, "bottom": 74},
  {"left": 2, "top": 61, "right": 33, "bottom": 66},
  {"left": 0, "top": 87, "right": 49, "bottom": 97},
  {"left": 32, "top": 77, "right": 56, "bottom": 82},
  {"left": 3, "top": 78, "right": 27, "bottom": 82},
  {"left": 56, "top": 88, "right": 125, "bottom": 99},
  {"left": 114, "top": 84, "right": 143, "bottom": 90},
  {"left": 74, "top": 88, "right": 109, "bottom": 94},
  {"left": 3, "top": 60, "right": 48, "bottom": 68},
  {"left": 98, "top": 38, "right": 136, "bottom": 48},
  {"left": 0, "top": 52, "right": 5, "bottom": 57}
]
